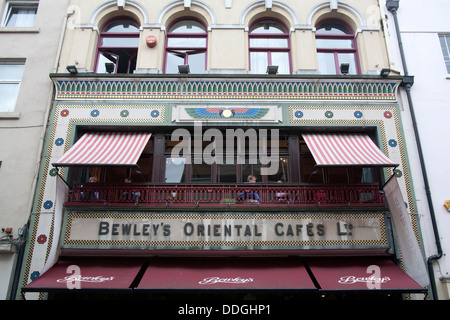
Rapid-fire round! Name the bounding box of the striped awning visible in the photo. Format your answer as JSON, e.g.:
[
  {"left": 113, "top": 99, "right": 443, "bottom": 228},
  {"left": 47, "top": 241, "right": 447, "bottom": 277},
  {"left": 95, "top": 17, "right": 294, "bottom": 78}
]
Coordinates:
[
  {"left": 302, "top": 133, "right": 398, "bottom": 167},
  {"left": 53, "top": 132, "right": 152, "bottom": 166}
]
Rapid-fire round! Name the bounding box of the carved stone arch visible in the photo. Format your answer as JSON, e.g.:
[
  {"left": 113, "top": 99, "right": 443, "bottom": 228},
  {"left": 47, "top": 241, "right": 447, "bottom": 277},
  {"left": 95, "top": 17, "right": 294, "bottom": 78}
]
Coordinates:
[
  {"left": 89, "top": 0, "right": 149, "bottom": 27},
  {"left": 307, "top": 1, "right": 367, "bottom": 31},
  {"left": 157, "top": 0, "right": 215, "bottom": 29},
  {"left": 240, "top": 0, "right": 300, "bottom": 30}
]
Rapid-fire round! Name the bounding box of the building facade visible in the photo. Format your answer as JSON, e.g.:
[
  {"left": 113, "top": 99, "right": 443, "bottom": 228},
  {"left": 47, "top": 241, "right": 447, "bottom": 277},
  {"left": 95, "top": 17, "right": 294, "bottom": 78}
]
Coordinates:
[
  {"left": 18, "top": 0, "right": 430, "bottom": 300},
  {"left": 0, "top": 0, "right": 68, "bottom": 299},
  {"left": 383, "top": 0, "right": 450, "bottom": 300}
]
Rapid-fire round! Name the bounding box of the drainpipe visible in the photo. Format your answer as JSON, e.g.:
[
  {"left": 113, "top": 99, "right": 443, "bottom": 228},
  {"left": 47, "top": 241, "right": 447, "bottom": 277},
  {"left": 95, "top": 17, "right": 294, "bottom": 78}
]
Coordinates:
[{"left": 386, "top": 0, "right": 443, "bottom": 300}]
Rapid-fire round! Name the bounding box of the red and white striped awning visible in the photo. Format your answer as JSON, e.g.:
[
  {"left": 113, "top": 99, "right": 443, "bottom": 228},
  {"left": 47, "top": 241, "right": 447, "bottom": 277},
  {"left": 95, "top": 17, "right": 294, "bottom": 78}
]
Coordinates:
[
  {"left": 302, "top": 133, "right": 398, "bottom": 167},
  {"left": 53, "top": 132, "right": 152, "bottom": 166}
]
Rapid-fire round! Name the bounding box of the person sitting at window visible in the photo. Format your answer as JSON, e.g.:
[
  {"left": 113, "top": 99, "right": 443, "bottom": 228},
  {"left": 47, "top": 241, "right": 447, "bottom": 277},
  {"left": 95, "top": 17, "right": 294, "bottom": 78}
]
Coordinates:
[
  {"left": 238, "top": 175, "right": 260, "bottom": 202},
  {"left": 122, "top": 177, "right": 141, "bottom": 204}
]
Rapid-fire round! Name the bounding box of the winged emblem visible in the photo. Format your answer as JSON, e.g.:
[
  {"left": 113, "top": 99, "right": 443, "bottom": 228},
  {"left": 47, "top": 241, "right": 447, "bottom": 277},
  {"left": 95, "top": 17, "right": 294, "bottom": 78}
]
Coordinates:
[{"left": 185, "top": 107, "right": 269, "bottom": 120}]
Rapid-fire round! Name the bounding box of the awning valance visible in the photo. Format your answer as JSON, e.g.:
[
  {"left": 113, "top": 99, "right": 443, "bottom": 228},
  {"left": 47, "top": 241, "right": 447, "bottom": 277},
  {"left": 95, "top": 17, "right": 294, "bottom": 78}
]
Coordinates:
[
  {"left": 22, "top": 258, "right": 145, "bottom": 292},
  {"left": 136, "top": 258, "right": 316, "bottom": 290},
  {"left": 307, "top": 257, "right": 426, "bottom": 292},
  {"left": 302, "top": 133, "right": 398, "bottom": 167},
  {"left": 53, "top": 132, "right": 151, "bottom": 167}
]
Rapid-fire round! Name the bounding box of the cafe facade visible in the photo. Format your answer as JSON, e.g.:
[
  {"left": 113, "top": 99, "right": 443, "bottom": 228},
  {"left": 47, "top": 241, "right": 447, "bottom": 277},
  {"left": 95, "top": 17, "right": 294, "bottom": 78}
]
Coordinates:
[{"left": 19, "top": 0, "right": 429, "bottom": 300}]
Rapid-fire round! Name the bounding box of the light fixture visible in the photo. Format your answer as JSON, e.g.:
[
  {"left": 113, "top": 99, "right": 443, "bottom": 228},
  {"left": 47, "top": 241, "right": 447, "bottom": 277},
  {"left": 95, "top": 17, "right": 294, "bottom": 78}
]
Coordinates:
[
  {"left": 105, "top": 63, "right": 115, "bottom": 74},
  {"left": 178, "top": 65, "right": 190, "bottom": 74},
  {"left": 380, "top": 68, "right": 391, "bottom": 77},
  {"left": 340, "top": 63, "right": 350, "bottom": 75},
  {"left": 66, "top": 65, "right": 78, "bottom": 75},
  {"left": 266, "top": 65, "right": 278, "bottom": 74}
]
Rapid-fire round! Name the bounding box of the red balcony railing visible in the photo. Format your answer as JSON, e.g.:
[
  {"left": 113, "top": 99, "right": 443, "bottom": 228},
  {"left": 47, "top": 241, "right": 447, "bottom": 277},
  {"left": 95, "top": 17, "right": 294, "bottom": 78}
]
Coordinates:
[{"left": 66, "top": 184, "right": 385, "bottom": 208}]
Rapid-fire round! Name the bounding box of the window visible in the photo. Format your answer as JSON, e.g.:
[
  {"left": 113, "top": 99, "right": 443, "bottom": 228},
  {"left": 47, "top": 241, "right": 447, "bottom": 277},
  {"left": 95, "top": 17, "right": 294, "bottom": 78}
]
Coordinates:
[
  {"left": 0, "top": 63, "right": 24, "bottom": 112},
  {"left": 95, "top": 18, "right": 140, "bottom": 74},
  {"left": 249, "top": 19, "right": 291, "bottom": 74},
  {"left": 2, "top": 1, "right": 38, "bottom": 27},
  {"left": 439, "top": 35, "right": 450, "bottom": 74},
  {"left": 316, "top": 21, "right": 360, "bottom": 75},
  {"left": 165, "top": 19, "right": 207, "bottom": 74}
]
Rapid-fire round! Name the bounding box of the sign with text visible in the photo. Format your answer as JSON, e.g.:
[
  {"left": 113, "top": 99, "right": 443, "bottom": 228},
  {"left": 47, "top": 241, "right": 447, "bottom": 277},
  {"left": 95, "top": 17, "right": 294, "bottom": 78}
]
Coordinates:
[{"left": 62, "top": 211, "right": 388, "bottom": 251}]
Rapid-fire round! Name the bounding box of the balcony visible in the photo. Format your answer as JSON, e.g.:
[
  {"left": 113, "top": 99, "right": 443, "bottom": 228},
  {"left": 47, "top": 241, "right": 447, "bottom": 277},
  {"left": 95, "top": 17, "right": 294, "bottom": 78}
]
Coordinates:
[{"left": 65, "top": 184, "right": 385, "bottom": 208}]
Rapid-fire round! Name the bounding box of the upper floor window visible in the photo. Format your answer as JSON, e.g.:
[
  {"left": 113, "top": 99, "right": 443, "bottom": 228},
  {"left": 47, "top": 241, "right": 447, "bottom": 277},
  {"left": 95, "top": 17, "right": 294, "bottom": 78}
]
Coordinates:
[
  {"left": 95, "top": 18, "right": 139, "bottom": 74},
  {"left": 249, "top": 19, "right": 291, "bottom": 74},
  {"left": 316, "top": 21, "right": 360, "bottom": 75},
  {"left": 439, "top": 34, "right": 450, "bottom": 74},
  {"left": 2, "top": 1, "right": 38, "bottom": 27},
  {"left": 164, "top": 19, "right": 207, "bottom": 74},
  {"left": 0, "top": 62, "right": 24, "bottom": 112}
]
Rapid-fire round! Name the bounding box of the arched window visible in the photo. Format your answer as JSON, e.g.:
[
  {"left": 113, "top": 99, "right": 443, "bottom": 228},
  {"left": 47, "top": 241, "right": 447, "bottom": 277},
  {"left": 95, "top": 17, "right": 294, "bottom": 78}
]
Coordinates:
[
  {"left": 164, "top": 19, "right": 207, "bottom": 74},
  {"left": 95, "top": 18, "right": 140, "bottom": 74},
  {"left": 249, "top": 19, "right": 291, "bottom": 74},
  {"left": 315, "top": 20, "right": 360, "bottom": 75}
]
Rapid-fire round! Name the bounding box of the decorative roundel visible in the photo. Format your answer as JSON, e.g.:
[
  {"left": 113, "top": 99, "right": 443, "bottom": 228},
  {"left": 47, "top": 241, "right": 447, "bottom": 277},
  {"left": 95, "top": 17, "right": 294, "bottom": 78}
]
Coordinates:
[
  {"left": 55, "top": 138, "right": 64, "bottom": 146},
  {"left": 294, "top": 111, "right": 303, "bottom": 118},
  {"left": 37, "top": 234, "right": 47, "bottom": 244},
  {"left": 120, "top": 110, "right": 129, "bottom": 117},
  {"left": 60, "top": 109, "right": 69, "bottom": 117},
  {"left": 30, "top": 271, "right": 40, "bottom": 281},
  {"left": 388, "top": 139, "right": 397, "bottom": 147},
  {"left": 49, "top": 168, "right": 58, "bottom": 177},
  {"left": 354, "top": 111, "right": 363, "bottom": 118},
  {"left": 394, "top": 169, "right": 402, "bottom": 178},
  {"left": 384, "top": 111, "right": 393, "bottom": 119},
  {"left": 43, "top": 200, "right": 53, "bottom": 210},
  {"left": 90, "top": 109, "right": 100, "bottom": 117},
  {"left": 325, "top": 111, "right": 334, "bottom": 118},
  {"left": 151, "top": 110, "right": 160, "bottom": 118}
]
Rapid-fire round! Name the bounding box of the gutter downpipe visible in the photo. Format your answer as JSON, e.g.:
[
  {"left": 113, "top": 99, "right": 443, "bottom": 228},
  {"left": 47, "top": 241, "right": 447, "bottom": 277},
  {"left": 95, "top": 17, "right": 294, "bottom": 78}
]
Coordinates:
[{"left": 386, "top": 0, "right": 443, "bottom": 299}]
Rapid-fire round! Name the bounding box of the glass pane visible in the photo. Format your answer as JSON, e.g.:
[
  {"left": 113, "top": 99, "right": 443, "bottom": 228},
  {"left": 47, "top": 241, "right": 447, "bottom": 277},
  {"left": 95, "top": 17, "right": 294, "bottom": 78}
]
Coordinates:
[
  {"left": 250, "top": 38, "right": 288, "bottom": 48},
  {"left": 316, "top": 22, "right": 351, "bottom": 35},
  {"left": 250, "top": 51, "right": 268, "bottom": 74},
  {"left": 250, "top": 21, "right": 286, "bottom": 34},
  {"left": 267, "top": 157, "right": 289, "bottom": 183},
  {"left": 5, "top": 7, "right": 37, "bottom": 27},
  {"left": 169, "top": 20, "right": 206, "bottom": 33},
  {"left": 103, "top": 20, "right": 139, "bottom": 33},
  {"left": 167, "top": 37, "right": 206, "bottom": 48},
  {"left": 242, "top": 163, "right": 262, "bottom": 183},
  {"left": 338, "top": 53, "right": 357, "bottom": 74},
  {"left": 165, "top": 52, "right": 185, "bottom": 73},
  {"left": 316, "top": 38, "right": 353, "bottom": 49},
  {"left": 0, "top": 83, "right": 20, "bottom": 112},
  {"left": 101, "top": 36, "right": 139, "bottom": 47},
  {"left": 187, "top": 52, "right": 206, "bottom": 73},
  {"left": 271, "top": 52, "right": 290, "bottom": 74},
  {"left": 191, "top": 162, "right": 211, "bottom": 183},
  {"left": 96, "top": 52, "right": 117, "bottom": 73},
  {"left": 0, "top": 64, "right": 24, "bottom": 80},
  {"left": 217, "top": 164, "right": 236, "bottom": 183},
  {"left": 317, "top": 52, "right": 337, "bottom": 74},
  {"left": 165, "top": 158, "right": 186, "bottom": 183}
]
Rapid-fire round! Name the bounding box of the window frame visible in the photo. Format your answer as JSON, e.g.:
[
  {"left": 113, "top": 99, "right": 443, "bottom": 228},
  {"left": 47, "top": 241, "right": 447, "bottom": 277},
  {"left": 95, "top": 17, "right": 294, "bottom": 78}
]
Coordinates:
[
  {"left": 248, "top": 18, "right": 292, "bottom": 74},
  {"left": 164, "top": 18, "right": 208, "bottom": 74},
  {"left": 1, "top": 1, "right": 38, "bottom": 27},
  {"left": 94, "top": 17, "right": 140, "bottom": 74},
  {"left": 315, "top": 19, "right": 361, "bottom": 75},
  {"left": 0, "top": 62, "right": 25, "bottom": 112},
  {"left": 439, "top": 34, "right": 450, "bottom": 74}
]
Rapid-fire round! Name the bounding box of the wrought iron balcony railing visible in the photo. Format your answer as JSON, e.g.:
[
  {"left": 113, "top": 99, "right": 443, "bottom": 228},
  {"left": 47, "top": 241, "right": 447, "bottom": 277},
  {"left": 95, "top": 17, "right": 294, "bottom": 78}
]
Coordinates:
[{"left": 66, "top": 184, "right": 385, "bottom": 208}]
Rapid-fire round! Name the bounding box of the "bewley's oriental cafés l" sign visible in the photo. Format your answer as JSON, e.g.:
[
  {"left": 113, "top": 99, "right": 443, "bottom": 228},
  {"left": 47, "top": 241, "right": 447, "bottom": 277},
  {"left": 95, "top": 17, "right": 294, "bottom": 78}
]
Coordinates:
[{"left": 62, "top": 211, "right": 388, "bottom": 250}]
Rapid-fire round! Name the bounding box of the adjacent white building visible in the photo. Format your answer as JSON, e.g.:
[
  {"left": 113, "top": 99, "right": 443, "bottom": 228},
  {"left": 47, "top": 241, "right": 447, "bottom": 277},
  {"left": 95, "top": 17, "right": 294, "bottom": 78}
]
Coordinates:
[{"left": 383, "top": 0, "right": 450, "bottom": 299}]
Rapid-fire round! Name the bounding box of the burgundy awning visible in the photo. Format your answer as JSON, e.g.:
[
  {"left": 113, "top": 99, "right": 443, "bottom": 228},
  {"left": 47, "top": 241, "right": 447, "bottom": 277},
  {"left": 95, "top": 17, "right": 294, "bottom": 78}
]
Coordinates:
[
  {"left": 22, "top": 258, "right": 144, "bottom": 292},
  {"left": 137, "top": 258, "right": 316, "bottom": 290},
  {"left": 307, "top": 258, "right": 426, "bottom": 292}
]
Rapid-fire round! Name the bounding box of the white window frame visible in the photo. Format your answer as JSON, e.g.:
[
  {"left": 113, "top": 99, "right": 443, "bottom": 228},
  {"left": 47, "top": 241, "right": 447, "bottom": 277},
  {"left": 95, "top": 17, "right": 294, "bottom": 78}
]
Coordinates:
[
  {"left": 0, "top": 62, "right": 25, "bottom": 112},
  {"left": 1, "top": 1, "right": 38, "bottom": 27},
  {"left": 439, "top": 34, "right": 450, "bottom": 75}
]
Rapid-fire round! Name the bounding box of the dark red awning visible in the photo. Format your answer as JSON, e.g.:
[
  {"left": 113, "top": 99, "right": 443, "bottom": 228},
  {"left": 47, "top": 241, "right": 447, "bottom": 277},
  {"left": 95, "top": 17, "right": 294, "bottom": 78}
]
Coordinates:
[
  {"left": 22, "top": 258, "right": 144, "bottom": 292},
  {"left": 307, "top": 258, "right": 426, "bottom": 292},
  {"left": 137, "top": 258, "right": 316, "bottom": 290}
]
